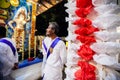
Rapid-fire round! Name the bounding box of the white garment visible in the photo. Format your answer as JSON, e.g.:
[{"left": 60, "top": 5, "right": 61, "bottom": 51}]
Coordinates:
[
  {"left": 0, "top": 38, "right": 18, "bottom": 76},
  {"left": 42, "top": 37, "right": 67, "bottom": 80}
]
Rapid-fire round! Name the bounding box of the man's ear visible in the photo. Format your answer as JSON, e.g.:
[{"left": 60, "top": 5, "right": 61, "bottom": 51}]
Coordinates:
[{"left": 52, "top": 29, "right": 55, "bottom": 34}]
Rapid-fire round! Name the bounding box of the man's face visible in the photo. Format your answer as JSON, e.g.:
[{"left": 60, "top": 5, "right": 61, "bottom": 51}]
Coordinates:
[{"left": 46, "top": 24, "right": 55, "bottom": 36}]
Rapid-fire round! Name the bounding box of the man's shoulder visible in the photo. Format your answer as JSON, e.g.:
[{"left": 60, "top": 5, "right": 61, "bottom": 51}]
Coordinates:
[
  {"left": 0, "top": 38, "right": 10, "bottom": 51},
  {"left": 57, "top": 39, "right": 66, "bottom": 46},
  {"left": 0, "top": 38, "right": 16, "bottom": 46}
]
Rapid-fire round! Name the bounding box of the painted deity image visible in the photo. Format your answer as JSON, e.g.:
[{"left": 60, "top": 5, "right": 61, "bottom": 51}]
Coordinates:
[
  {"left": 7, "top": 0, "right": 32, "bottom": 61},
  {"left": 8, "top": 6, "right": 31, "bottom": 52}
]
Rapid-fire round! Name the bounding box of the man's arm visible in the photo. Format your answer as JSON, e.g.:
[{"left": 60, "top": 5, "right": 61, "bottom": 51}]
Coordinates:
[
  {"left": 60, "top": 41, "right": 67, "bottom": 65},
  {"left": 0, "top": 46, "right": 14, "bottom": 69},
  {"left": 12, "top": 51, "right": 19, "bottom": 70}
]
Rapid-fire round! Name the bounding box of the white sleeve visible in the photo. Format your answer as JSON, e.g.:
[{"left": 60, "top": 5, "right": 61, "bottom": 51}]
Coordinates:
[
  {"left": 0, "top": 45, "right": 14, "bottom": 68},
  {"left": 60, "top": 41, "right": 67, "bottom": 65},
  {"left": 15, "top": 51, "right": 18, "bottom": 63},
  {"left": 11, "top": 41, "right": 18, "bottom": 63}
]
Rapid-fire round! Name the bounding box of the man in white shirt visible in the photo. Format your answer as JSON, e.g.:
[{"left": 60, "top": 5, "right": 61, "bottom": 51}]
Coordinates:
[
  {"left": 0, "top": 26, "right": 18, "bottom": 80},
  {"left": 42, "top": 22, "right": 67, "bottom": 80}
]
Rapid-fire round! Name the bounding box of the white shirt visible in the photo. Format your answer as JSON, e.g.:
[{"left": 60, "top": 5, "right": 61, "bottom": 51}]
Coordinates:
[
  {"left": 42, "top": 37, "right": 67, "bottom": 68},
  {"left": 42, "top": 37, "right": 67, "bottom": 80},
  {"left": 0, "top": 38, "right": 18, "bottom": 76}
]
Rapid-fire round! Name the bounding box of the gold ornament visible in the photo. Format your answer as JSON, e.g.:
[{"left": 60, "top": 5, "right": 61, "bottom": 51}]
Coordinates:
[
  {"left": 10, "top": 0, "right": 19, "bottom": 7},
  {"left": 49, "top": 47, "right": 53, "bottom": 53}
]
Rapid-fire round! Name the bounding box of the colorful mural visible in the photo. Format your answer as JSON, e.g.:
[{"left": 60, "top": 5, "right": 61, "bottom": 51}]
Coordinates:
[
  {"left": 7, "top": 0, "right": 32, "bottom": 53},
  {"left": 0, "top": 0, "right": 10, "bottom": 27}
]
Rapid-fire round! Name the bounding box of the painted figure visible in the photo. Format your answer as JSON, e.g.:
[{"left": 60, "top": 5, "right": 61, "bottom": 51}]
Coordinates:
[{"left": 8, "top": 7, "right": 30, "bottom": 51}]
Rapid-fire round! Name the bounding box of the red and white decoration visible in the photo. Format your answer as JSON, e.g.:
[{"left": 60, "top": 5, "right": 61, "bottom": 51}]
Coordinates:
[{"left": 65, "top": 0, "right": 120, "bottom": 80}]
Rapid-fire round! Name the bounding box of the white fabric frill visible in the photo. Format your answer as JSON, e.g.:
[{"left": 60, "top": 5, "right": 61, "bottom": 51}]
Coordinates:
[
  {"left": 94, "top": 3, "right": 120, "bottom": 15},
  {"left": 92, "top": 0, "right": 117, "bottom": 7},
  {"left": 65, "top": 7, "right": 76, "bottom": 15},
  {"left": 64, "top": 66, "right": 79, "bottom": 80},
  {"left": 93, "top": 54, "right": 117, "bottom": 66},
  {"left": 68, "top": 42, "right": 80, "bottom": 51},
  {"left": 64, "top": 0, "right": 76, "bottom": 15},
  {"left": 66, "top": 17, "right": 79, "bottom": 23},
  {"left": 90, "top": 42, "right": 120, "bottom": 55},
  {"left": 64, "top": 0, "right": 76, "bottom": 8},
  {"left": 67, "top": 24, "right": 79, "bottom": 33},
  {"left": 66, "top": 50, "right": 80, "bottom": 67},
  {"left": 65, "top": 41, "right": 80, "bottom": 66},
  {"left": 94, "top": 31, "right": 120, "bottom": 42},
  {"left": 96, "top": 65, "right": 120, "bottom": 80},
  {"left": 93, "top": 14, "right": 120, "bottom": 30},
  {"left": 65, "top": 33, "right": 79, "bottom": 42},
  {"left": 87, "top": 8, "right": 98, "bottom": 20},
  {"left": 93, "top": 54, "right": 120, "bottom": 70}
]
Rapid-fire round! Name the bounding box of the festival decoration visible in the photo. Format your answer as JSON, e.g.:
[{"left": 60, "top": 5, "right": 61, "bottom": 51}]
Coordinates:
[
  {"left": 7, "top": 0, "right": 40, "bottom": 62},
  {"left": 65, "top": 0, "right": 120, "bottom": 80},
  {"left": 7, "top": 0, "right": 32, "bottom": 60},
  {"left": 5, "top": 0, "right": 43, "bottom": 69}
]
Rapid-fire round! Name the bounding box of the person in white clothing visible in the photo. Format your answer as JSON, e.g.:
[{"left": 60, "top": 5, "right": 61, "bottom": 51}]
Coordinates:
[
  {"left": 0, "top": 26, "right": 18, "bottom": 80},
  {"left": 41, "top": 22, "right": 67, "bottom": 80}
]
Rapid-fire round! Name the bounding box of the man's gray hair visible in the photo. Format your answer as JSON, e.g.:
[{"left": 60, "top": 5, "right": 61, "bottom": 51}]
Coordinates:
[{"left": 49, "top": 22, "right": 59, "bottom": 35}]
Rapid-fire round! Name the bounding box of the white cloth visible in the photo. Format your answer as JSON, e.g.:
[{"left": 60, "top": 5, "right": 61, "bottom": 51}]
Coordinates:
[
  {"left": 94, "top": 3, "right": 120, "bottom": 15},
  {"left": 65, "top": 33, "right": 79, "bottom": 42},
  {"left": 65, "top": 66, "right": 79, "bottom": 80},
  {"left": 93, "top": 14, "right": 120, "bottom": 30},
  {"left": 67, "top": 24, "right": 79, "bottom": 33},
  {"left": 93, "top": 54, "right": 117, "bottom": 66},
  {"left": 66, "top": 17, "right": 79, "bottom": 23},
  {"left": 90, "top": 42, "right": 120, "bottom": 55},
  {"left": 66, "top": 50, "right": 80, "bottom": 67},
  {"left": 96, "top": 65, "right": 120, "bottom": 80},
  {"left": 93, "top": 54, "right": 120, "bottom": 70},
  {"left": 92, "top": 0, "right": 117, "bottom": 6},
  {"left": 64, "top": 0, "right": 76, "bottom": 8},
  {"left": 42, "top": 37, "right": 67, "bottom": 80},
  {"left": 94, "top": 31, "right": 120, "bottom": 42},
  {"left": 0, "top": 38, "right": 18, "bottom": 76}
]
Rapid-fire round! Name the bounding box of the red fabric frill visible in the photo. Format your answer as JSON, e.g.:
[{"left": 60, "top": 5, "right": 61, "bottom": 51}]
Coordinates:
[
  {"left": 75, "top": 61, "right": 96, "bottom": 80},
  {"left": 77, "top": 44, "right": 95, "bottom": 61}
]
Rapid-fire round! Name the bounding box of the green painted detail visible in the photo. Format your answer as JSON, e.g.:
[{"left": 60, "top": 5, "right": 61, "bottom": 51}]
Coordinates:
[{"left": 0, "top": 0, "right": 11, "bottom": 9}]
